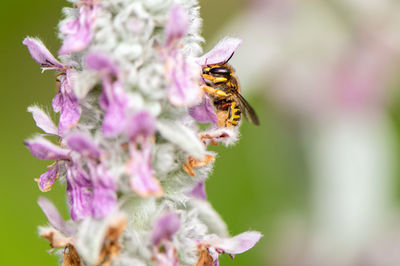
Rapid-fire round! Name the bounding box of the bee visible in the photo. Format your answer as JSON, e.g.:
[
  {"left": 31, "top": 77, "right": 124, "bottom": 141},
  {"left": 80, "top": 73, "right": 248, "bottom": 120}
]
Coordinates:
[
  {"left": 201, "top": 57, "right": 259, "bottom": 128},
  {"left": 183, "top": 56, "right": 259, "bottom": 177}
]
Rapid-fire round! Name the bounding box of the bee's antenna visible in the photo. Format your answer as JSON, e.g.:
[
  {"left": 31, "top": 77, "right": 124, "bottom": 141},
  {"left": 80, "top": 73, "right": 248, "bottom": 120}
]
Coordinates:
[{"left": 224, "top": 52, "right": 235, "bottom": 64}]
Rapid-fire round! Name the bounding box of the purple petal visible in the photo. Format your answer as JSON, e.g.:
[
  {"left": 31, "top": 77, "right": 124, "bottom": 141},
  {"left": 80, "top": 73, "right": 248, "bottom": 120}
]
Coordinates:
[
  {"left": 205, "top": 231, "right": 262, "bottom": 255},
  {"left": 60, "top": 17, "right": 79, "bottom": 36},
  {"left": 102, "top": 100, "right": 128, "bottom": 137},
  {"left": 189, "top": 95, "right": 218, "bottom": 125},
  {"left": 25, "top": 137, "right": 69, "bottom": 160},
  {"left": 126, "top": 111, "right": 156, "bottom": 141},
  {"left": 56, "top": 72, "right": 81, "bottom": 134},
  {"left": 86, "top": 162, "right": 117, "bottom": 218},
  {"left": 66, "top": 167, "right": 92, "bottom": 221},
  {"left": 127, "top": 144, "right": 163, "bottom": 197},
  {"left": 85, "top": 53, "right": 128, "bottom": 137},
  {"left": 168, "top": 54, "right": 202, "bottom": 106},
  {"left": 98, "top": 90, "right": 109, "bottom": 110},
  {"left": 153, "top": 242, "right": 180, "bottom": 266},
  {"left": 189, "top": 181, "right": 207, "bottom": 200},
  {"left": 52, "top": 91, "right": 63, "bottom": 113},
  {"left": 67, "top": 186, "right": 92, "bottom": 221},
  {"left": 58, "top": 95, "right": 81, "bottom": 134},
  {"left": 35, "top": 164, "right": 59, "bottom": 192},
  {"left": 28, "top": 106, "right": 58, "bottom": 135},
  {"left": 209, "top": 249, "right": 220, "bottom": 266},
  {"left": 67, "top": 163, "right": 91, "bottom": 188},
  {"left": 87, "top": 162, "right": 115, "bottom": 190},
  {"left": 59, "top": 6, "right": 93, "bottom": 55},
  {"left": 165, "top": 5, "right": 189, "bottom": 48},
  {"left": 65, "top": 133, "right": 101, "bottom": 159},
  {"left": 163, "top": 6, "right": 201, "bottom": 107},
  {"left": 22, "top": 37, "right": 64, "bottom": 70},
  {"left": 85, "top": 52, "right": 118, "bottom": 76},
  {"left": 101, "top": 80, "right": 129, "bottom": 137},
  {"left": 195, "top": 37, "right": 242, "bottom": 66},
  {"left": 37, "top": 197, "right": 75, "bottom": 236},
  {"left": 91, "top": 187, "right": 117, "bottom": 219},
  {"left": 151, "top": 213, "right": 181, "bottom": 246}
]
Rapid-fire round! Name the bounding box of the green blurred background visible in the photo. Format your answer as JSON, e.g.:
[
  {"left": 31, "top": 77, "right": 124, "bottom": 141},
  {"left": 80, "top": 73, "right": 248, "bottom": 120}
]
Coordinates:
[{"left": 0, "top": 0, "right": 343, "bottom": 265}]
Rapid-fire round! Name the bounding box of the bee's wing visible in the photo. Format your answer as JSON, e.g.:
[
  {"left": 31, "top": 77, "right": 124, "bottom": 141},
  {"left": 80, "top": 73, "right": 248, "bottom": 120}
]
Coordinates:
[{"left": 234, "top": 92, "right": 260, "bottom": 125}]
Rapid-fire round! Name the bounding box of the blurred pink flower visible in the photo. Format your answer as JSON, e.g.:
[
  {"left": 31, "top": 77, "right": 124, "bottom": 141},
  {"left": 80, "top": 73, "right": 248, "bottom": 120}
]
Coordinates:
[
  {"left": 24, "top": 38, "right": 81, "bottom": 134},
  {"left": 59, "top": 0, "right": 98, "bottom": 55}
]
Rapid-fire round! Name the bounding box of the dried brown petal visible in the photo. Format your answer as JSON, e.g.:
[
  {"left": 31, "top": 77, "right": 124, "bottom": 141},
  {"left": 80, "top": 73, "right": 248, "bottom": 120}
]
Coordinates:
[
  {"left": 199, "top": 133, "right": 219, "bottom": 146},
  {"left": 62, "top": 244, "right": 81, "bottom": 266},
  {"left": 195, "top": 246, "right": 213, "bottom": 266},
  {"left": 39, "top": 226, "right": 73, "bottom": 249},
  {"left": 198, "top": 128, "right": 235, "bottom": 147},
  {"left": 183, "top": 154, "right": 215, "bottom": 177},
  {"left": 97, "top": 216, "right": 127, "bottom": 265},
  {"left": 39, "top": 227, "right": 81, "bottom": 266}
]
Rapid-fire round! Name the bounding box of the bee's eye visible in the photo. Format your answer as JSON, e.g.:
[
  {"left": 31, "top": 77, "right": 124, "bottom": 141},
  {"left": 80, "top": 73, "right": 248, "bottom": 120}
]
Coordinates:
[{"left": 210, "top": 67, "right": 230, "bottom": 76}]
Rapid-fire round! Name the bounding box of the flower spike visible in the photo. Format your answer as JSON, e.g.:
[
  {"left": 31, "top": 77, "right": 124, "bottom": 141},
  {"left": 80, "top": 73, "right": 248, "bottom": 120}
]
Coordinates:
[{"left": 24, "top": 1, "right": 261, "bottom": 265}]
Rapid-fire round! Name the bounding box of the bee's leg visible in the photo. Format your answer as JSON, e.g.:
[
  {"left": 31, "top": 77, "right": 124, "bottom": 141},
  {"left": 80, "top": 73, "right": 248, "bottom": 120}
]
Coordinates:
[
  {"left": 201, "top": 85, "right": 228, "bottom": 98},
  {"left": 227, "top": 101, "right": 241, "bottom": 127},
  {"left": 183, "top": 154, "right": 215, "bottom": 177},
  {"left": 202, "top": 73, "right": 228, "bottom": 84},
  {"left": 199, "top": 134, "right": 219, "bottom": 146}
]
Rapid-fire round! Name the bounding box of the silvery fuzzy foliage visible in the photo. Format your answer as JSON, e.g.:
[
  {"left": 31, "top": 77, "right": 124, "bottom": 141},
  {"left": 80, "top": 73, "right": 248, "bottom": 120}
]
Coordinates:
[{"left": 24, "top": 0, "right": 262, "bottom": 265}]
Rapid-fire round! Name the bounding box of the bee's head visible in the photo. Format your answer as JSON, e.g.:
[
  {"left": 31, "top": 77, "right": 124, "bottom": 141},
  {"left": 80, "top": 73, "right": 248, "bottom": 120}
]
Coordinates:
[{"left": 202, "top": 65, "right": 231, "bottom": 84}]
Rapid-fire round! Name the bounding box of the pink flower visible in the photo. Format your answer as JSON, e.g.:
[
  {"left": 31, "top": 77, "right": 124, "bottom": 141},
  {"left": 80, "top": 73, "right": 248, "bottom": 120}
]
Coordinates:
[
  {"left": 189, "top": 94, "right": 218, "bottom": 125},
  {"left": 195, "top": 37, "right": 242, "bottom": 66},
  {"left": 151, "top": 213, "right": 181, "bottom": 266},
  {"left": 53, "top": 69, "right": 81, "bottom": 134},
  {"left": 36, "top": 163, "right": 60, "bottom": 192},
  {"left": 163, "top": 6, "right": 202, "bottom": 106},
  {"left": 24, "top": 137, "right": 70, "bottom": 160},
  {"left": 25, "top": 132, "right": 117, "bottom": 221},
  {"left": 38, "top": 197, "right": 76, "bottom": 236},
  {"left": 23, "top": 37, "right": 81, "bottom": 134},
  {"left": 151, "top": 213, "right": 181, "bottom": 246},
  {"left": 125, "top": 112, "right": 163, "bottom": 197},
  {"left": 189, "top": 181, "right": 207, "bottom": 200},
  {"left": 86, "top": 52, "right": 129, "bottom": 137},
  {"left": 59, "top": 0, "right": 98, "bottom": 55},
  {"left": 27, "top": 106, "right": 58, "bottom": 135},
  {"left": 199, "top": 231, "right": 263, "bottom": 265},
  {"left": 23, "top": 37, "right": 64, "bottom": 70}
]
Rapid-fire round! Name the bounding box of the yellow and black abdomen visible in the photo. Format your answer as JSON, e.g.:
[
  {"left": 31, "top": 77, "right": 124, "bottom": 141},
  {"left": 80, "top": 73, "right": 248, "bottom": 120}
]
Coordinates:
[
  {"left": 228, "top": 100, "right": 242, "bottom": 126},
  {"left": 213, "top": 97, "right": 242, "bottom": 127}
]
